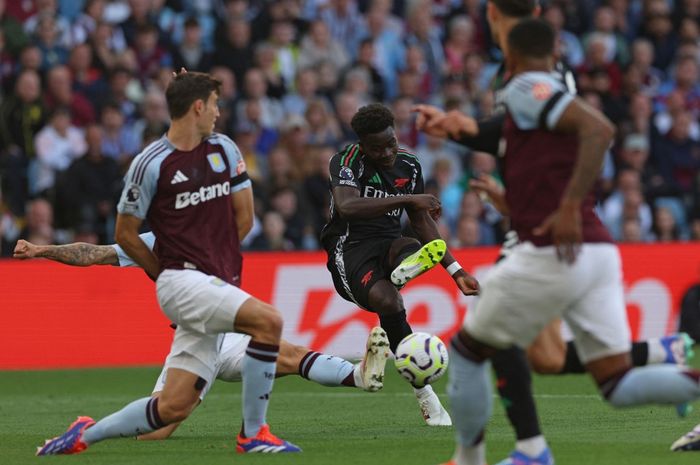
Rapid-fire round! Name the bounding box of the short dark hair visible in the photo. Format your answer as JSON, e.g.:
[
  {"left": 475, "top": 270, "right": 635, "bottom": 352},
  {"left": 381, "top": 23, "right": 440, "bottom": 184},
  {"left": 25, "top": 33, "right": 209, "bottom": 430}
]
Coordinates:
[
  {"left": 490, "top": 0, "right": 537, "bottom": 18},
  {"left": 507, "top": 18, "right": 555, "bottom": 59},
  {"left": 165, "top": 72, "right": 221, "bottom": 120},
  {"left": 350, "top": 103, "right": 394, "bottom": 138}
]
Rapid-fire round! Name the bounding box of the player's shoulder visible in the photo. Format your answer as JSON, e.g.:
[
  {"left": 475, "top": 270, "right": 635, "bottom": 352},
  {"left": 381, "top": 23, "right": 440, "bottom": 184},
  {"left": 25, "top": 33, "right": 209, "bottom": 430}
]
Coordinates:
[
  {"left": 332, "top": 143, "right": 361, "bottom": 166},
  {"left": 507, "top": 71, "right": 567, "bottom": 99},
  {"left": 396, "top": 148, "right": 421, "bottom": 171},
  {"left": 205, "top": 132, "right": 240, "bottom": 150},
  {"left": 128, "top": 137, "right": 174, "bottom": 181}
]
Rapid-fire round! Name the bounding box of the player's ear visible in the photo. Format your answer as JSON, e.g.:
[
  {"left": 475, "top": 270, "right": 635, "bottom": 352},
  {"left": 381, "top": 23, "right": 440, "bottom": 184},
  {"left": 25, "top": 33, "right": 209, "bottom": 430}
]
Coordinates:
[
  {"left": 193, "top": 98, "right": 205, "bottom": 115},
  {"left": 486, "top": 2, "right": 499, "bottom": 24},
  {"left": 533, "top": 4, "right": 542, "bottom": 18}
]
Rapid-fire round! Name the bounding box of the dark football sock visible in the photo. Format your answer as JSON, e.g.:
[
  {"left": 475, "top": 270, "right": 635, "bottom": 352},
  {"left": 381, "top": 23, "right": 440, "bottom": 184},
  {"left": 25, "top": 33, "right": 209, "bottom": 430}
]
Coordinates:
[
  {"left": 491, "top": 346, "right": 542, "bottom": 440},
  {"left": 631, "top": 341, "right": 649, "bottom": 366},
  {"left": 379, "top": 310, "right": 413, "bottom": 353},
  {"left": 559, "top": 341, "right": 586, "bottom": 374}
]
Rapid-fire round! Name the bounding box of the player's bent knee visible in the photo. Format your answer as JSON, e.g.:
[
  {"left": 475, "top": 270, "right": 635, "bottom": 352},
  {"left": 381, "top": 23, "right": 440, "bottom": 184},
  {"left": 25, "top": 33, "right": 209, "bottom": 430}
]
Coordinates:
[
  {"left": 156, "top": 398, "right": 195, "bottom": 424},
  {"left": 529, "top": 351, "right": 565, "bottom": 374}
]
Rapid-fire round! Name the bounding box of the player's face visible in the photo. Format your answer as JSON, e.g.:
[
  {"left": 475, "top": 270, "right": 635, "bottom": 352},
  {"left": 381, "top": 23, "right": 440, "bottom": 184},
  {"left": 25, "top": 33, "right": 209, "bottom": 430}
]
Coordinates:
[
  {"left": 360, "top": 127, "right": 398, "bottom": 170},
  {"left": 199, "top": 91, "right": 220, "bottom": 136}
]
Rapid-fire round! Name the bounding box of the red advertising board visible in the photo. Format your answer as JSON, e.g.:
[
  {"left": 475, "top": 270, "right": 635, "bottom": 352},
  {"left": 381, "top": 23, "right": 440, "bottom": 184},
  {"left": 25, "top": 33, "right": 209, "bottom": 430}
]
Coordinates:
[{"left": 1, "top": 243, "right": 698, "bottom": 370}]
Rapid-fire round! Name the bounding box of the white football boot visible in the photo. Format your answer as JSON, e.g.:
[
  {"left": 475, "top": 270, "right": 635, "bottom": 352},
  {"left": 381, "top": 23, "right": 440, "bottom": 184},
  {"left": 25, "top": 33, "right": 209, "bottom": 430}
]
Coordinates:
[
  {"left": 353, "top": 327, "right": 390, "bottom": 392},
  {"left": 416, "top": 385, "right": 452, "bottom": 426}
]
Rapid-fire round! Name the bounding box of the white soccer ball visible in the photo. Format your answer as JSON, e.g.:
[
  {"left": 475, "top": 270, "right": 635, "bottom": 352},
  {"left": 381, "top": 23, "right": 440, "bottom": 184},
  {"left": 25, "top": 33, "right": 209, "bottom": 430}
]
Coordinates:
[{"left": 394, "top": 332, "right": 449, "bottom": 387}]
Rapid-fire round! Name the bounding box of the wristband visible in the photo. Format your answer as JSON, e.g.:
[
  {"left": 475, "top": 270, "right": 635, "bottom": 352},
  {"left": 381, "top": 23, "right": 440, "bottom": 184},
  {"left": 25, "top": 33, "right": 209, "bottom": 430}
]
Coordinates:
[{"left": 446, "top": 262, "right": 463, "bottom": 276}]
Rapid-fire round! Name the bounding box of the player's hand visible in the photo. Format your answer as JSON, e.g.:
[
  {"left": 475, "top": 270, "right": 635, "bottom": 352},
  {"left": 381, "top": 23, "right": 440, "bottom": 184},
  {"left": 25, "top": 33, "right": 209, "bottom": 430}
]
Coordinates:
[
  {"left": 469, "top": 174, "right": 509, "bottom": 215},
  {"left": 429, "top": 205, "right": 442, "bottom": 221},
  {"left": 13, "top": 239, "right": 38, "bottom": 259},
  {"left": 533, "top": 202, "right": 582, "bottom": 264},
  {"left": 413, "top": 104, "right": 446, "bottom": 136},
  {"left": 452, "top": 269, "right": 480, "bottom": 296},
  {"left": 415, "top": 107, "right": 479, "bottom": 140},
  {"left": 407, "top": 194, "right": 441, "bottom": 212}
]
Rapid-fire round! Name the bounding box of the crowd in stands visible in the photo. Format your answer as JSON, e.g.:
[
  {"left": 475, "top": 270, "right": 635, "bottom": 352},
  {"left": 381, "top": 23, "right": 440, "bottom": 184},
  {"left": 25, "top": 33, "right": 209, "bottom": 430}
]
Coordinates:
[{"left": 1, "top": 0, "right": 700, "bottom": 256}]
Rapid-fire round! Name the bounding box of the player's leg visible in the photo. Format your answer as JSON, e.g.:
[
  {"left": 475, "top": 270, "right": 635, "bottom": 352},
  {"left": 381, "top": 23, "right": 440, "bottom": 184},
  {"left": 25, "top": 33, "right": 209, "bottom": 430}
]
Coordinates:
[{"left": 567, "top": 245, "right": 700, "bottom": 411}]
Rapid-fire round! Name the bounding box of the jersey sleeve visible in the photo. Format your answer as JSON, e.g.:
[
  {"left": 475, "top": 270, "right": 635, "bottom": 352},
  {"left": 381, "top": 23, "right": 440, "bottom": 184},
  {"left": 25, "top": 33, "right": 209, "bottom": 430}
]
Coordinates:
[
  {"left": 413, "top": 160, "right": 424, "bottom": 194},
  {"left": 110, "top": 232, "right": 156, "bottom": 267},
  {"left": 116, "top": 151, "right": 161, "bottom": 219},
  {"left": 329, "top": 145, "right": 362, "bottom": 190},
  {"left": 217, "top": 133, "right": 252, "bottom": 193},
  {"left": 505, "top": 73, "right": 574, "bottom": 131}
]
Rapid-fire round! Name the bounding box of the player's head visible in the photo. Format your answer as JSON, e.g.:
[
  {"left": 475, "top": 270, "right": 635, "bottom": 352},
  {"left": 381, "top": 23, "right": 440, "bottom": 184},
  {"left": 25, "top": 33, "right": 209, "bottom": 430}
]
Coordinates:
[
  {"left": 351, "top": 103, "right": 398, "bottom": 169},
  {"left": 165, "top": 71, "right": 221, "bottom": 136},
  {"left": 506, "top": 18, "right": 555, "bottom": 72},
  {"left": 487, "top": 0, "right": 540, "bottom": 45}
]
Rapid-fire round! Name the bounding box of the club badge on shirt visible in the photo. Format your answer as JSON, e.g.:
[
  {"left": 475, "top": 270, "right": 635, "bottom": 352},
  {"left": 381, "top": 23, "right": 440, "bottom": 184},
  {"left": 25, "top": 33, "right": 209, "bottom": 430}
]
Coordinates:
[{"left": 207, "top": 153, "right": 226, "bottom": 173}]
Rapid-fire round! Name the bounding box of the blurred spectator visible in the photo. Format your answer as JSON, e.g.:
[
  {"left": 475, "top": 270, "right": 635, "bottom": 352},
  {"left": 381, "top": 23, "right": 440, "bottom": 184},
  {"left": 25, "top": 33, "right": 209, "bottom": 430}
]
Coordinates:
[
  {"left": 302, "top": 145, "right": 334, "bottom": 237},
  {"left": 621, "top": 217, "right": 646, "bottom": 243},
  {"left": 24, "top": 0, "right": 72, "bottom": 48},
  {"left": 67, "top": 43, "right": 106, "bottom": 104},
  {"left": 345, "top": 38, "right": 385, "bottom": 103},
  {"left": 297, "top": 19, "right": 349, "bottom": 75},
  {"left": 319, "top": 0, "right": 366, "bottom": 56},
  {"left": 238, "top": 68, "right": 284, "bottom": 127},
  {"left": 212, "top": 18, "right": 253, "bottom": 90},
  {"left": 305, "top": 98, "right": 341, "bottom": 146},
  {"left": 131, "top": 24, "right": 172, "bottom": 83},
  {"left": 444, "top": 15, "right": 477, "bottom": 75},
  {"left": 268, "top": 20, "right": 298, "bottom": 89},
  {"left": 629, "top": 38, "right": 664, "bottom": 96},
  {"left": 99, "top": 102, "right": 139, "bottom": 166},
  {"left": 233, "top": 120, "right": 266, "bottom": 183},
  {"left": 132, "top": 90, "right": 169, "bottom": 148},
  {"left": 120, "top": 0, "right": 159, "bottom": 47},
  {"left": 363, "top": 4, "right": 405, "bottom": 100},
  {"left": 269, "top": 186, "right": 306, "bottom": 248},
  {"left": 653, "top": 90, "right": 700, "bottom": 142},
  {"left": 655, "top": 55, "right": 700, "bottom": 117},
  {"left": 392, "top": 96, "right": 419, "bottom": 148},
  {"left": 248, "top": 211, "right": 294, "bottom": 251},
  {"left": 0, "top": 29, "right": 16, "bottom": 96},
  {"left": 452, "top": 215, "right": 482, "bottom": 248},
  {"left": 652, "top": 111, "right": 700, "bottom": 196},
  {"left": 19, "top": 198, "right": 56, "bottom": 246},
  {"left": 0, "top": 70, "right": 46, "bottom": 214},
  {"left": 33, "top": 107, "right": 86, "bottom": 195},
  {"left": 582, "top": 5, "right": 629, "bottom": 66},
  {"left": 90, "top": 21, "right": 131, "bottom": 72},
  {"left": 283, "top": 68, "right": 320, "bottom": 116},
  {"left": 171, "top": 17, "right": 213, "bottom": 73},
  {"left": 651, "top": 205, "right": 684, "bottom": 241},
  {"left": 241, "top": 98, "right": 278, "bottom": 156},
  {"left": 544, "top": 3, "right": 584, "bottom": 68},
  {"left": 33, "top": 13, "right": 69, "bottom": 71},
  {"left": 279, "top": 114, "right": 313, "bottom": 177},
  {"left": 253, "top": 42, "right": 286, "bottom": 99},
  {"left": 639, "top": 0, "right": 678, "bottom": 71},
  {"left": 601, "top": 169, "right": 653, "bottom": 241},
  {"left": 456, "top": 190, "right": 497, "bottom": 245},
  {"left": 0, "top": 190, "right": 20, "bottom": 256},
  {"left": 404, "top": 0, "right": 445, "bottom": 96},
  {"left": 210, "top": 66, "right": 237, "bottom": 135},
  {"left": 44, "top": 65, "right": 96, "bottom": 127},
  {"left": 334, "top": 91, "right": 361, "bottom": 145},
  {"left": 0, "top": 0, "right": 29, "bottom": 57},
  {"left": 58, "top": 124, "right": 120, "bottom": 244},
  {"left": 72, "top": 0, "right": 127, "bottom": 50}
]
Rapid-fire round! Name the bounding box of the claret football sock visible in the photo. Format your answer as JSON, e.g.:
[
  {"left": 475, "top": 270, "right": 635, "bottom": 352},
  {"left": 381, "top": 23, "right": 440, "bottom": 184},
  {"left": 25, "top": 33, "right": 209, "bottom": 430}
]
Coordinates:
[
  {"left": 81, "top": 397, "right": 163, "bottom": 444},
  {"left": 298, "top": 351, "right": 355, "bottom": 387},
  {"left": 241, "top": 341, "right": 279, "bottom": 438}
]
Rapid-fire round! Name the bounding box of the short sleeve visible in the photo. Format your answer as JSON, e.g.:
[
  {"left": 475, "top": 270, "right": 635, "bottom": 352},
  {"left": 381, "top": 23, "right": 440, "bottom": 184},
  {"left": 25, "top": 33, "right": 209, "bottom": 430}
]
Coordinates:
[
  {"left": 111, "top": 232, "right": 156, "bottom": 267},
  {"left": 116, "top": 147, "right": 164, "bottom": 219},
  {"left": 216, "top": 133, "right": 252, "bottom": 193},
  {"left": 329, "top": 144, "right": 362, "bottom": 190},
  {"left": 505, "top": 72, "right": 574, "bottom": 131}
]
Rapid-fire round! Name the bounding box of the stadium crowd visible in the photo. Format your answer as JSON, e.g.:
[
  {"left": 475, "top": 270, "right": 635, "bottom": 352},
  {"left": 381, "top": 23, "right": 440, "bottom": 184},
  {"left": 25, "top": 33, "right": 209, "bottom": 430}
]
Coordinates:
[{"left": 0, "top": 0, "right": 699, "bottom": 256}]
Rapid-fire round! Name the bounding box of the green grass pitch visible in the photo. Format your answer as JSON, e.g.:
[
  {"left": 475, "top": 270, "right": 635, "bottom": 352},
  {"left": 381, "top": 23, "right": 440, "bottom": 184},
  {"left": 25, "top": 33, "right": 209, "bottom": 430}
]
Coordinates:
[{"left": 2, "top": 363, "right": 700, "bottom": 465}]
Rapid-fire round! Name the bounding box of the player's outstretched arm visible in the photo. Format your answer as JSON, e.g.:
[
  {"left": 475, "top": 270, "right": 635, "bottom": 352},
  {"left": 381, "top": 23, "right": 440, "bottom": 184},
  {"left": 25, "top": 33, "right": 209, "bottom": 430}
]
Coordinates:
[
  {"left": 332, "top": 185, "right": 439, "bottom": 220},
  {"left": 413, "top": 105, "right": 502, "bottom": 154},
  {"left": 13, "top": 239, "right": 119, "bottom": 266},
  {"left": 407, "top": 209, "right": 479, "bottom": 296}
]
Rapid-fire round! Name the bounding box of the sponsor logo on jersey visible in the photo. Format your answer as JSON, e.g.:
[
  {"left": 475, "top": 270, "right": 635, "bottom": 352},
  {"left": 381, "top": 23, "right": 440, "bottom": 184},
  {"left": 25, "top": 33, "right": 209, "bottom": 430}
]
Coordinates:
[
  {"left": 126, "top": 185, "right": 140, "bottom": 202},
  {"left": 394, "top": 178, "right": 410, "bottom": 188},
  {"left": 170, "top": 170, "right": 189, "bottom": 184},
  {"left": 207, "top": 153, "right": 226, "bottom": 173},
  {"left": 363, "top": 185, "right": 403, "bottom": 217},
  {"left": 175, "top": 181, "right": 231, "bottom": 209},
  {"left": 532, "top": 82, "right": 552, "bottom": 101},
  {"left": 339, "top": 166, "right": 354, "bottom": 181}
]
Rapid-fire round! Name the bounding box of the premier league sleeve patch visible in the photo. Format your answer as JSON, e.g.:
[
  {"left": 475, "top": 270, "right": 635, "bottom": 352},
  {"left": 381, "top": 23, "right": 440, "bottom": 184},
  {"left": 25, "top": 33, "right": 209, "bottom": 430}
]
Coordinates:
[
  {"left": 340, "top": 166, "right": 355, "bottom": 181},
  {"left": 126, "top": 185, "right": 140, "bottom": 203}
]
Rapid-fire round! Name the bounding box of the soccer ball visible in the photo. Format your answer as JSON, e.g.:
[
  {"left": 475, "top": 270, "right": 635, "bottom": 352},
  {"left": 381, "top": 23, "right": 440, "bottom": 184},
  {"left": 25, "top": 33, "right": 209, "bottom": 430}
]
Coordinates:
[{"left": 394, "top": 332, "right": 449, "bottom": 387}]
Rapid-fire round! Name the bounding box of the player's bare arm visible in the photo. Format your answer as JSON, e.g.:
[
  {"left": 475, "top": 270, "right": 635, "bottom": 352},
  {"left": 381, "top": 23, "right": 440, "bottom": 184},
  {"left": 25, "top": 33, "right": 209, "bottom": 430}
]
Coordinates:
[
  {"left": 407, "top": 209, "right": 479, "bottom": 296},
  {"left": 533, "top": 98, "right": 615, "bottom": 263},
  {"left": 13, "top": 239, "right": 118, "bottom": 266},
  {"left": 231, "top": 186, "right": 254, "bottom": 240},
  {"left": 413, "top": 105, "right": 479, "bottom": 140},
  {"left": 115, "top": 214, "right": 160, "bottom": 279},
  {"left": 332, "top": 185, "right": 440, "bottom": 220}
]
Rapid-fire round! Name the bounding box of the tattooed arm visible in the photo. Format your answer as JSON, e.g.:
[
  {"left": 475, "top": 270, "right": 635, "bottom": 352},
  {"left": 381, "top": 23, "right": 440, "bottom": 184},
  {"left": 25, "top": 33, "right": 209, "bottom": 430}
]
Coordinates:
[{"left": 13, "top": 239, "right": 119, "bottom": 266}]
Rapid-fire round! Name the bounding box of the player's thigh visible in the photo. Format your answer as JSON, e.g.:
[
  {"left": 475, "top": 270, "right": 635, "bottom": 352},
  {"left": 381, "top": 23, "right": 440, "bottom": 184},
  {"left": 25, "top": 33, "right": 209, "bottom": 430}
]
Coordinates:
[
  {"left": 234, "top": 296, "right": 283, "bottom": 343},
  {"left": 527, "top": 319, "right": 567, "bottom": 374},
  {"left": 214, "top": 333, "right": 251, "bottom": 383},
  {"left": 467, "top": 244, "right": 570, "bottom": 349},
  {"left": 564, "top": 244, "right": 631, "bottom": 365},
  {"left": 157, "top": 269, "right": 252, "bottom": 334}
]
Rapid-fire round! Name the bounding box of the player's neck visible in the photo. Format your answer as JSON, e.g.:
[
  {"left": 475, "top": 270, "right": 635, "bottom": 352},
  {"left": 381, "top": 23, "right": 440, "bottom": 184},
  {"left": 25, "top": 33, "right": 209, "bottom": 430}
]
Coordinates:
[
  {"left": 512, "top": 58, "right": 552, "bottom": 77},
  {"left": 166, "top": 119, "right": 205, "bottom": 152}
]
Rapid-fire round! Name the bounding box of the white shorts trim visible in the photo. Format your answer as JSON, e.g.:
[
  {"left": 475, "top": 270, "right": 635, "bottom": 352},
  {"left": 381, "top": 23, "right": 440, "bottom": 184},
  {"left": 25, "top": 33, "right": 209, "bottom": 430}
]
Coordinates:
[{"left": 466, "top": 242, "right": 630, "bottom": 363}]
